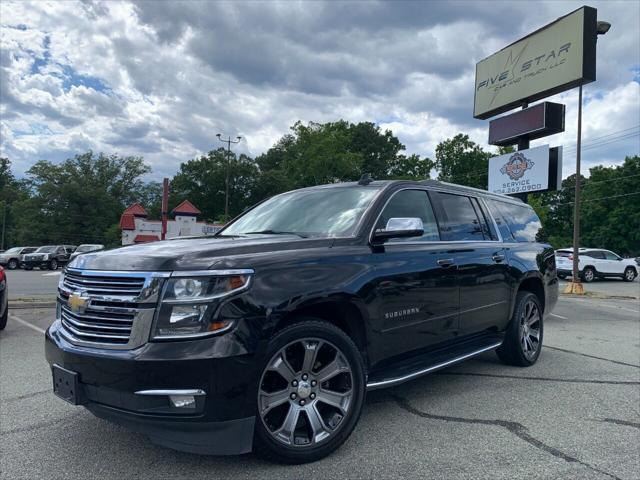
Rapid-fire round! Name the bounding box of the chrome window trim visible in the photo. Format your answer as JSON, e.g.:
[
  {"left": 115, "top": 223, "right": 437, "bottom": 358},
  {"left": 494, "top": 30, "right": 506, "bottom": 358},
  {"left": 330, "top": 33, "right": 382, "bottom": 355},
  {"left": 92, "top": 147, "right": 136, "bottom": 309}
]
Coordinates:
[
  {"left": 368, "top": 187, "right": 505, "bottom": 246},
  {"left": 170, "top": 269, "right": 254, "bottom": 277}
]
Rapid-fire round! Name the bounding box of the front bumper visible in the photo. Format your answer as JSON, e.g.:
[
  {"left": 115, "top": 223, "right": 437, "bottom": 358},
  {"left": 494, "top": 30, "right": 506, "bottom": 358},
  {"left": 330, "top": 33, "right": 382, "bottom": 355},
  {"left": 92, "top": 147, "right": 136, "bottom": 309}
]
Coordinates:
[
  {"left": 22, "top": 259, "right": 50, "bottom": 268},
  {"left": 45, "top": 320, "right": 261, "bottom": 455}
]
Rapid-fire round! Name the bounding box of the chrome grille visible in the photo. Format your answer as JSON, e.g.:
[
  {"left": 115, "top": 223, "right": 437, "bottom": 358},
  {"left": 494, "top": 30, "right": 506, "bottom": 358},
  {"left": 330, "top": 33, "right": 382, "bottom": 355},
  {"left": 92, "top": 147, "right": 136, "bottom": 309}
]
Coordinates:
[
  {"left": 63, "top": 270, "right": 146, "bottom": 296},
  {"left": 57, "top": 268, "right": 168, "bottom": 349}
]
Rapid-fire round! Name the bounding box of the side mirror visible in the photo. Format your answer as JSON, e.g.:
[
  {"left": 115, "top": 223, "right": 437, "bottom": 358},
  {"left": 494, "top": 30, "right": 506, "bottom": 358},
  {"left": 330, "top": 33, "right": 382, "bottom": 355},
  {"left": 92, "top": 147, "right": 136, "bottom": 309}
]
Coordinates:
[{"left": 372, "top": 217, "right": 424, "bottom": 243}]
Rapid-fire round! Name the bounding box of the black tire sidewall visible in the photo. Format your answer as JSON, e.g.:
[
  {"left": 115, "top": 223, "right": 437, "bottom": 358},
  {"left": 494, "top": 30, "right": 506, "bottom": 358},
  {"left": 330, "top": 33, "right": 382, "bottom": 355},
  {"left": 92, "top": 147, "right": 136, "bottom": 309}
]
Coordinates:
[
  {"left": 623, "top": 268, "right": 636, "bottom": 282},
  {"left": 0, "top": 308, "right": 7, "bottom": 330},
  {"left": 8, "top": 259, "right": 18, "bottom": 270},
  {"left": 499, "top": 292, "right": 544, "bottom": 367},
  {"left": 50, "top": 260, "right": 58, "bottom": 270},
  {"left": 582, "top": 268, "right": 595, "bottom": 283},
  {"left": 254, "top": 319, "right": 366, "bottom": 463}
]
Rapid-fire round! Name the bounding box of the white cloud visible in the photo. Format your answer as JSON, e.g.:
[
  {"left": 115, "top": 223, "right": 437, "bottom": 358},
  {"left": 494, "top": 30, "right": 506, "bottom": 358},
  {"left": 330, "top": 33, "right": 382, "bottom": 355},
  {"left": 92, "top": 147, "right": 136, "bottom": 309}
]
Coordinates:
[{"left": 0, "top": 0, "right": 638, "bottom": 181}]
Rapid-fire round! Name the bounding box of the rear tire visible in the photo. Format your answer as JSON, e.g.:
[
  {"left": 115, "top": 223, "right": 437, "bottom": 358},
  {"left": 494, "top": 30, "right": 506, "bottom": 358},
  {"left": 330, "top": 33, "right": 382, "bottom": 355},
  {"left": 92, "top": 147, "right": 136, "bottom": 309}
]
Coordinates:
[
  {"left": 581, "top": 267, "right": 595, "bottom": 283},
  {"left": 497, "top": 291, "right": 543, "bottom": 367},
  {"left": 49, "top": 259, "right": 58, "bottom": 270},
  {"left": 557, "top": 273, "right": 567, "bottom": 280},
  {"left": 623, "top": 267, "right": 637, "bottom": 282},
  {"left": 7, "top": 259, "right": 18, "bottom": 270},
  {"left": 254, "top": 319, "right": 366, "bottom": 464}
]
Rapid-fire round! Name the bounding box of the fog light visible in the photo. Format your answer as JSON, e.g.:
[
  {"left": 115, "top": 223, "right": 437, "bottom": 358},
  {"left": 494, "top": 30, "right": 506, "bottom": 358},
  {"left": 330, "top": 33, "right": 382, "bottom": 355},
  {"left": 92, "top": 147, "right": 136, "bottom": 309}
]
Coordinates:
[{"left": 169, "top": 395, "right": 196, "bottom": 408}]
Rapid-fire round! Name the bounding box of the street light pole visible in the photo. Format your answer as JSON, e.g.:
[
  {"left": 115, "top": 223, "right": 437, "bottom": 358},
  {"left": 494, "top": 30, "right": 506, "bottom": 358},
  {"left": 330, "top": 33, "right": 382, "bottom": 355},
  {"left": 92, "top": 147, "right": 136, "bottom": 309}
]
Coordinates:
[
  {"left": 216, "top": 133, "right": 242, "bottom": 219},
  {"left": 571, "top": 84, "right": 583, "bottom": 289},
  {"left": 568, "top": 20, "right": 610, "bottom": 294}
]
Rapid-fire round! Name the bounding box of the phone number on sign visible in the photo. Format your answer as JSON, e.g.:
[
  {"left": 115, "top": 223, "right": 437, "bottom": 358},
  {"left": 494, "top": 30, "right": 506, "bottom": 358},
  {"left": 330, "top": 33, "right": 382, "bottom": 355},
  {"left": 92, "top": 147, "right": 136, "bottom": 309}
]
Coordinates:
[{"left": 493, "top": 179, "right": 543, "bottom": 194}]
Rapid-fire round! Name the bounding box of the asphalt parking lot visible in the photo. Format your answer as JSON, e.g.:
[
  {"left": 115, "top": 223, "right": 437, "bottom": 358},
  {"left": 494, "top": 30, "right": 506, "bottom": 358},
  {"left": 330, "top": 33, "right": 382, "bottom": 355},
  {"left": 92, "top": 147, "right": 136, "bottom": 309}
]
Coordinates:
[{"left": 1, "top": 281, "right": 639, "bottom": 479}]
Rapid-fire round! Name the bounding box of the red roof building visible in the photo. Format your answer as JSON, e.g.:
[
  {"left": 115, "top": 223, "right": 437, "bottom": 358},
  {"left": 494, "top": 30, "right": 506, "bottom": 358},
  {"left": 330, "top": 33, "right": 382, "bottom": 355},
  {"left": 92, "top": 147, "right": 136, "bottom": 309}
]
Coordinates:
[
  {"left": 122, "top": 203, "right": 148, "bottom": 217},
  {"left": 119, "top": 199, "right": 222, "bottom": 245},
  {"left": 172, "top": 200, "right": 201, "bottom": 216},
  {"left": 119, "top": 214, "right": 136, "bottom": 230},
  {"left": 134, "top": 234, "right": 160, "bottom": 243}
]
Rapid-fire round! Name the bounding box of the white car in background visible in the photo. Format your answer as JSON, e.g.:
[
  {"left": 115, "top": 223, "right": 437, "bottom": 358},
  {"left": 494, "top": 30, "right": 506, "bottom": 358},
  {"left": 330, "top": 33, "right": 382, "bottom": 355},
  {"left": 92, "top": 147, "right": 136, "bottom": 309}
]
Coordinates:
[{"left": 555, "top": 248, "right": 638, "bottom": 283}]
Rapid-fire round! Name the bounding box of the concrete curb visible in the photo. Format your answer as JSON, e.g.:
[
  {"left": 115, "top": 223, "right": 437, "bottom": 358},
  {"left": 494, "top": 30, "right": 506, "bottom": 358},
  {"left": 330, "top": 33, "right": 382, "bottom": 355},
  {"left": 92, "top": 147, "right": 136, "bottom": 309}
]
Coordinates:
[{"left": 560, "top": 292, "right": 638, "bottom": 300}]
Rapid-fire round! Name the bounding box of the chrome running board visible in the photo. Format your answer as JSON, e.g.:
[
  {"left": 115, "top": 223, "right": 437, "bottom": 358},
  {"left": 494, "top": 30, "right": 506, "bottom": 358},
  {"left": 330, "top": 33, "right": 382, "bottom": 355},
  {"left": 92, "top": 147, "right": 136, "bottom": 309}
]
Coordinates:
[{"left": 366, "top": 342, "right": 503, "bottom": 390}]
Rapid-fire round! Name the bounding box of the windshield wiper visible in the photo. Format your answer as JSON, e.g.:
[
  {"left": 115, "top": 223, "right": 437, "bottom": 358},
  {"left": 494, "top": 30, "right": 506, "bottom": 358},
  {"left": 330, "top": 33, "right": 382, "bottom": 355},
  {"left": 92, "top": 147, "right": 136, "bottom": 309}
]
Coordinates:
[{"left": 243, "top": 230, "right": 309, "bottom": 238}]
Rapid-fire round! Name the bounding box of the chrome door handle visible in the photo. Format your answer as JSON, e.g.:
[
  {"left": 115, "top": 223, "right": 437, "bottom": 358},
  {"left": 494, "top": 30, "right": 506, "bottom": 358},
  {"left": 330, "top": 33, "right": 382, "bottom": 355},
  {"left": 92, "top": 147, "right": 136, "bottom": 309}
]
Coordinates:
[
  {"left": 492, "top": 254, "right": 506, "bottom": 263},
  {"left": 437, "top": 258, "right": 455, "bottom": 268}
]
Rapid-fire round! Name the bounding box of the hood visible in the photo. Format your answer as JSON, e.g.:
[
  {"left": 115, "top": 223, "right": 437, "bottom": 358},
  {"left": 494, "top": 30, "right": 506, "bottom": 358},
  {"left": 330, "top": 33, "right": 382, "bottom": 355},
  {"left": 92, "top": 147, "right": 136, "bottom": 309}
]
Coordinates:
[{"left": 69, "top": 235, "right": 335, "bottom": 271}]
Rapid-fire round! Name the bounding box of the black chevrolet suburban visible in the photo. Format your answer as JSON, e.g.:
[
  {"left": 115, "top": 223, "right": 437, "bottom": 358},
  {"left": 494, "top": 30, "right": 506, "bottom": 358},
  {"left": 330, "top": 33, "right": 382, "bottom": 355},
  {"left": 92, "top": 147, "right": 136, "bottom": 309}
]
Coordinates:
[{"left": 45, "top": 179, "right": 558, "bottom": 463}]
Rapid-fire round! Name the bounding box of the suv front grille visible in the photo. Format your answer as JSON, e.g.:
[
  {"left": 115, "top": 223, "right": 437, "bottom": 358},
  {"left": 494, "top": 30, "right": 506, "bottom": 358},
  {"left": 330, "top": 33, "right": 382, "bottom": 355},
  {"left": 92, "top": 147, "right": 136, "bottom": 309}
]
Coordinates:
[
  {"left": 63, "top": 270, "right": 146, "bottom": 296},
  {"left": 57, "top": 269, "right": 167, "bottom": 349},
  {"left": 60, "top": 303, "right": 135, "bottom": 345}
]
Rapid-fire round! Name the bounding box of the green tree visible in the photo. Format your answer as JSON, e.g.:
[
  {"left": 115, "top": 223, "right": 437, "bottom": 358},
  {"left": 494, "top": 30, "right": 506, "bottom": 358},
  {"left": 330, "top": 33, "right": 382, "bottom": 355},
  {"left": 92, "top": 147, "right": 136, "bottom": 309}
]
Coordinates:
[
  {"left": 255, "top": 120, "right": 433, "bottom": 194},
  {"left": 171, "top": 148, "right": 260, "bottom": 222},
  {"left": 12, "top": 152, "right": 152, "bottom": 247},
  {"left": 434, "top": 134, "right": 491, "bottom": 189},
  {"left": 1, "top": 158, "right": 32, "bottom": 248}
]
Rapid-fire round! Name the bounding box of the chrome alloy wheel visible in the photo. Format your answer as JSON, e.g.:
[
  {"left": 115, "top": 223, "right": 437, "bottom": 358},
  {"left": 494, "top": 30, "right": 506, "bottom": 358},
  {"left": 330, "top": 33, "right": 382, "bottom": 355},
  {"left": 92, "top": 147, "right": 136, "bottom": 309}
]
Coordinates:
[
  {"left": 258, "top": 338, "right": 354, "bottom": 447},
  {"left": 625, "top": 269, "right": 636, "bottom": 281},
  {"left": 520, "top": 300, "right": 541, "bottom": 360},
  {"left": 584, "top": 268, "right": 595, "bottom": 282}
]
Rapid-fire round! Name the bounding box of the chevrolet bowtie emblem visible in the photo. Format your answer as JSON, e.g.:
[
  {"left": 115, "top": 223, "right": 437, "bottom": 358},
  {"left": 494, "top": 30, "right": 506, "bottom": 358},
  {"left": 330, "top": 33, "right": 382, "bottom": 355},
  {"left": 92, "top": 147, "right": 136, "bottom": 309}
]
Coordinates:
[{"left": 68, "top": 292, "right": 90, "bottom": 314}]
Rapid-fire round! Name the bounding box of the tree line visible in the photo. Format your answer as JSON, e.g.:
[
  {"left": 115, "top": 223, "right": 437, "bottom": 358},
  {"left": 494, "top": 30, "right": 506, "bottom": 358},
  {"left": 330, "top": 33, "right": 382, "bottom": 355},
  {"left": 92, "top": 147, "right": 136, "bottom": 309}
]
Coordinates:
[{"left": 1, "top": 120, "right": 638, "bottom": 255}]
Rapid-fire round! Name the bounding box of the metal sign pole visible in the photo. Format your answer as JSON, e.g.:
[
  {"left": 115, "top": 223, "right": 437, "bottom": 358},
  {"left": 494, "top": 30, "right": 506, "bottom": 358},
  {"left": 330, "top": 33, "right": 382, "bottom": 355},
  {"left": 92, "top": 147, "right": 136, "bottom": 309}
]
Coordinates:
[{"left": 570, "top": 84, "right": 583, "bottom": 292}]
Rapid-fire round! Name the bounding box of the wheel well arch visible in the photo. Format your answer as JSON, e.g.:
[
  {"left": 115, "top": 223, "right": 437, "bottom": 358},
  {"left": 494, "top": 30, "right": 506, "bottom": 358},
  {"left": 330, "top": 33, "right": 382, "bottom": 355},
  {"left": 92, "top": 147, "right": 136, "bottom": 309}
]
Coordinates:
[
  {"left": 274, "top": 300, "right": 369, "bottom": 369},
  {"left": 517, "top": 276, "right": 546, "bottom": 314}
]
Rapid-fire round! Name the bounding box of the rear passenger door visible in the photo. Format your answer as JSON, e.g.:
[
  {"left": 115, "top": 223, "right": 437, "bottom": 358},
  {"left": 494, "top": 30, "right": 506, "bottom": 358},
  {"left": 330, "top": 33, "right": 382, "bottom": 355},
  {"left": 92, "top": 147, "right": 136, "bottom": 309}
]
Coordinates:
[{"left": 430, "top": 191, "right": 512, "bottom": 335}]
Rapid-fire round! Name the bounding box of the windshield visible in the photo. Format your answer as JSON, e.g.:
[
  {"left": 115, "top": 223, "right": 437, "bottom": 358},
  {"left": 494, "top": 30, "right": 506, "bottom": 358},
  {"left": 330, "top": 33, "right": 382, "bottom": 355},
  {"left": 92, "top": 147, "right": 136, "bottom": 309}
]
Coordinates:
[
  {"left": 5, "top": 247, "right": 21, "bottom": 254},
  {"left": 221, "top": 186, "right": 381, "bottom": 238},
  {"left": 36, "top": 246, "right": 57, "bottom": 253}
]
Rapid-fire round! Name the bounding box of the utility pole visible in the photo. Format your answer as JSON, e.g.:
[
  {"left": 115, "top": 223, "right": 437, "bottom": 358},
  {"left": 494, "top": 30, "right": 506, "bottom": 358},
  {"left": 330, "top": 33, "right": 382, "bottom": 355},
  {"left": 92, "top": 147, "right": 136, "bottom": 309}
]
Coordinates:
[{"left": 216, "top": 133, "right": 242, "bottom": 219}]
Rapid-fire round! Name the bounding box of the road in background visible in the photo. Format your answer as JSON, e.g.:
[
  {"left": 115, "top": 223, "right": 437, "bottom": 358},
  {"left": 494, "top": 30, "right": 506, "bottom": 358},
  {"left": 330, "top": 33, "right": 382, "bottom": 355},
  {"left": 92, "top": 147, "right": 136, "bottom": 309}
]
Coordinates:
[
  {"left": 4, "top": 269, "right": 61, "bottom": 300},
  {"left": 1, "top": 295, "right": 638, "bottom": 479},
  {"left": 4, "top": 269, "right": 638, "bottom": 302}
]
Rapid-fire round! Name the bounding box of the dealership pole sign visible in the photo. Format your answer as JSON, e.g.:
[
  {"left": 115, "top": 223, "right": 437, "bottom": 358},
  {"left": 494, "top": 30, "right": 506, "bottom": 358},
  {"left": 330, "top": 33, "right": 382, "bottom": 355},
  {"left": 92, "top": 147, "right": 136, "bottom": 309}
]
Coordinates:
[
  {"left": 488, "top": 145, "right": 562, "bottom": 195},
  {"left": 474, "top": 6, "right": 597, "bottom": 119}
]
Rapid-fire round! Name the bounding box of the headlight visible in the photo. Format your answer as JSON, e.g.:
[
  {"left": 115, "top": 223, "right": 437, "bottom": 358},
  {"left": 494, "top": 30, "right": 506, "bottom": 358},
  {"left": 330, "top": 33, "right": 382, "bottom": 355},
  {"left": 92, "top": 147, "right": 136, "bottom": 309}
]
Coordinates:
[
  {"left": 42, "top": 254, "right": 50, "bottom": 260},
  {"left": 152, "top": 272, "right": 252, "bottom": 339}
]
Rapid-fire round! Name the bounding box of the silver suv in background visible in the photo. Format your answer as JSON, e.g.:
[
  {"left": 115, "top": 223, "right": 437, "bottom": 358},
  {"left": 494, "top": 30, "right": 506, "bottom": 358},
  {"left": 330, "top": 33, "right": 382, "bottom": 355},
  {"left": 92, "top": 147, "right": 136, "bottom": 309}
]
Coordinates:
[
  {"left": 0, "top": 247, "right": 38, "bottom": 270},
  {"left": 555, "top": 248, "right": 638, "bottom": 282},
  {"left": 69, "top": 244, "right": 104, "bottom": 261}
]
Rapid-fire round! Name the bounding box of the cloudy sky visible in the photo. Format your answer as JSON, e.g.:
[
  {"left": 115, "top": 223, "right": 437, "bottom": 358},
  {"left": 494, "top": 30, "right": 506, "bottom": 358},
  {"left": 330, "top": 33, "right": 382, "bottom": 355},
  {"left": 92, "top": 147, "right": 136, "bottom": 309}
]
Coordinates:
[{"left": 1, "top": 0, "right": 638, "bottom": 181}]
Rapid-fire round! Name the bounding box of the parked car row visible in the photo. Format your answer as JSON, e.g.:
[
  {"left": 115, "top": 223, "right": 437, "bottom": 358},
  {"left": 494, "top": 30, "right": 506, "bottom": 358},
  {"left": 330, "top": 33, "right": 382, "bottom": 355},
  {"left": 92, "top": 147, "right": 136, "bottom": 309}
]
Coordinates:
[
  {"left": 555, "top": 247, "right": 638, "bottom": 282},
  {"left": 0, "top": 244, "right": 104, "bottom": 270}
]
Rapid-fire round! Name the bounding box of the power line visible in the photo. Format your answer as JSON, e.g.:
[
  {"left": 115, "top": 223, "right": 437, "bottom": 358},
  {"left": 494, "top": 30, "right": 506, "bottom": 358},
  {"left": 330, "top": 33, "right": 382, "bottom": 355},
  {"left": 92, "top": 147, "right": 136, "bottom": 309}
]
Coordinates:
[
  {"left": 563, "top": 131, "right": 639, "bottom": 154},
  {"left": 551, "top": 191, "right": 640, "bottom": 207}
]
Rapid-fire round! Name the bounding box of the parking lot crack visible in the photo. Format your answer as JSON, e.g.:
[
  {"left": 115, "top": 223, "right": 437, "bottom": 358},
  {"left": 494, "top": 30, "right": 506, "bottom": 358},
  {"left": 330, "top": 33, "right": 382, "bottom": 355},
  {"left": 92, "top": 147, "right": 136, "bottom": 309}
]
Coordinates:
[
  {"left": 392, "top": 394, "right": 622, "bottom": 480},
  {"left": 601, "top": 418, "right": 640, "bottom": 429},
  {"left": 544, "top": 346, "right": 640, "bottom": 368},
  {"left": 3, "top": 388, "right": 51, "bottom": 403},
  {"left": 436, "top": 372, "right": 639, "bottom": 386}
]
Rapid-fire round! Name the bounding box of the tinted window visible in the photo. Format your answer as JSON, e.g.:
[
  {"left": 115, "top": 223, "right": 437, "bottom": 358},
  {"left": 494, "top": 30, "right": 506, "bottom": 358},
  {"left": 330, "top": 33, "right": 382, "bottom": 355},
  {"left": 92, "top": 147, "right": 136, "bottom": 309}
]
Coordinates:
[
  {"left": 486, "top": 200, "right": 516, "bottom": 241},
  {"left": 584, "top": 251, "right": 604, "bottom": 259},
  {"left": 472, "top": 198, "right": 498, "bottom": 240},
  {"left": 433, "top": 192, "right": 486, "bottom": 241},
  {"left": 492, "top": 201, "right": 544, "bottom": 243},
  {"left": 603, "top": 251, "right": 620, "bottom": 260},
  {"left": 555, "top": 250, "right": 572, "bottom": 257},
  {"left": 376, "top": 190, "right": 439, "bottom": 242},
  {"left": 23, "top": 247, "right": 37, "bottom": 253}
]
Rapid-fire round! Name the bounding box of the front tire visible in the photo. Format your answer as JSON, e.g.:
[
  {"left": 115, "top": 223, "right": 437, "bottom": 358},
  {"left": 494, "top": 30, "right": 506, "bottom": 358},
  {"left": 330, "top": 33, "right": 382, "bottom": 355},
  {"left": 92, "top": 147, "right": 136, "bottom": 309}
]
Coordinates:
[
  {"left": 581, "top": 267, "right": 595, "bottom": 283},
  {"left": 623, "top": 267, "right": 637, "bottom": 282},
  {"left": 254, "top": 319, "right": 365, "bottom": 464},
  {"left": 0, "top": 306, "right": 7, "bottom": 330},
  {"left": 497, "top": 291, "right": 543, "bottom": 367},
  {"left": 7, "top": 259, "right": 18, "bottom": 270},
  {"left": 557, "top": 273, "right": 567, "bottom": 280},
  {"left": 49, "top": 259, "right": 58, "bottom": 270}
]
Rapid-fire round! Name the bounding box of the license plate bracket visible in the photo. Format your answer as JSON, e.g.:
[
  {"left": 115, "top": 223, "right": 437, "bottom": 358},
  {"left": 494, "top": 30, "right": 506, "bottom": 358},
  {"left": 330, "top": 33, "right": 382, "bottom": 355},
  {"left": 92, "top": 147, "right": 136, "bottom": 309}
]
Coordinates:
[{"left": 52, "top": 365, "right": 84, "bottom": 405}]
